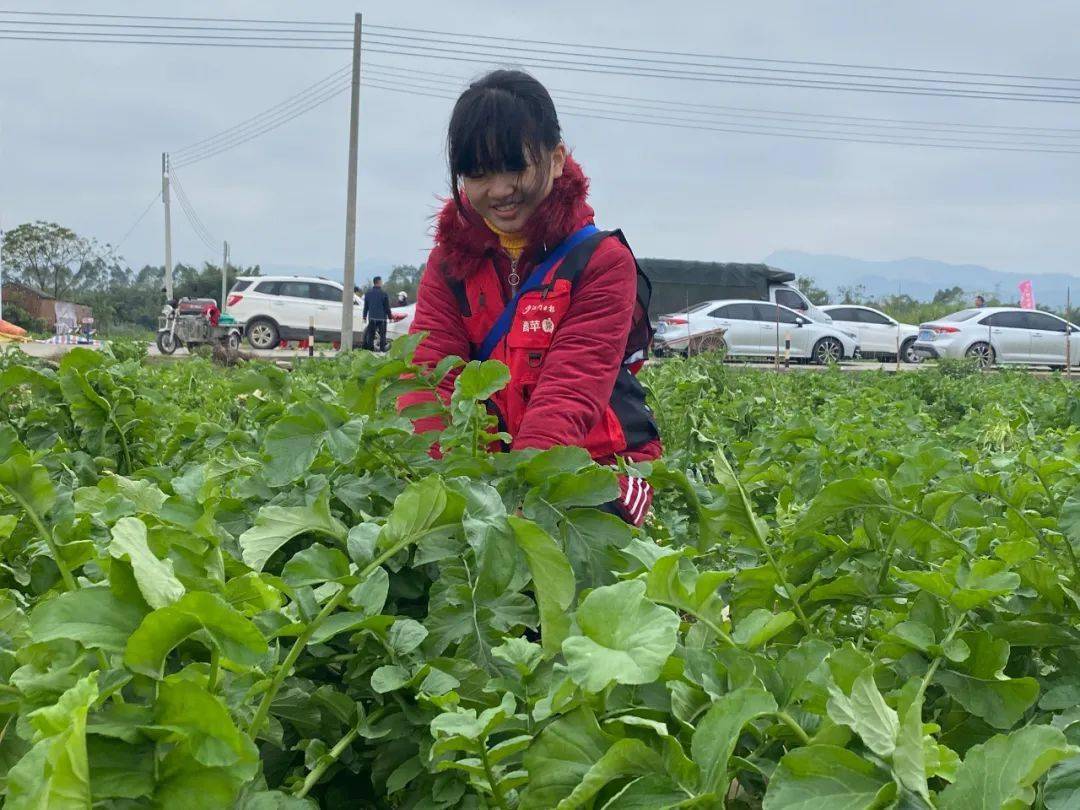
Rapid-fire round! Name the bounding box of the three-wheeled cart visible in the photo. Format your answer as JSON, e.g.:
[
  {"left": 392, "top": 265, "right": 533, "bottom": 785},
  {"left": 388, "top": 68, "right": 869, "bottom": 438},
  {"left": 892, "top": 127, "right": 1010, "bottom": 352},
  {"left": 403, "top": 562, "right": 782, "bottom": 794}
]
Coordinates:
[
  {"left": 156, "top": 297, "right": 243, "bottom": 355},
  {"left": 653, "top": 323, "right": 728, "bottom": 358}
]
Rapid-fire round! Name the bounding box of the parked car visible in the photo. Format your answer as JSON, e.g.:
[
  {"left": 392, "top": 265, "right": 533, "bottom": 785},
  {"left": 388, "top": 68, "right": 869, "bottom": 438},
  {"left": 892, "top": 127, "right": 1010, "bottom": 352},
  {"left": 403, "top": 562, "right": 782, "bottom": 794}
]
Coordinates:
[
  {"left": 226, "top": 276, "right": 365, "bottom": 349},
  {"left": 822, "top": 304, "right": 921, "bottom": 363},
  {"left": 913, "top": 307, "right": 1080, "bottom": 368},
  {"left": 656, "top": 299, "right": 858, "bottom": 363}
]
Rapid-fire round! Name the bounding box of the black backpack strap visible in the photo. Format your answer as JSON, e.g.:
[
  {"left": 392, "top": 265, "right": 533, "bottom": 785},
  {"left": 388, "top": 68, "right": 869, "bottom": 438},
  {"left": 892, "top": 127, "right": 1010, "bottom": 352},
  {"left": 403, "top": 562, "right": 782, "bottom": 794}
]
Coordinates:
[
  {"left": 547, "top": 228, "right": 655, "bottom": 362},
  {"left": 439, "top": 262, "right": 472, "bottom": 316},
  {"left": 549, "top": 229, "right": 615, "bottom": 284},
  {"left": 610, "top": 230, "right": 655, "bottom": 361}
]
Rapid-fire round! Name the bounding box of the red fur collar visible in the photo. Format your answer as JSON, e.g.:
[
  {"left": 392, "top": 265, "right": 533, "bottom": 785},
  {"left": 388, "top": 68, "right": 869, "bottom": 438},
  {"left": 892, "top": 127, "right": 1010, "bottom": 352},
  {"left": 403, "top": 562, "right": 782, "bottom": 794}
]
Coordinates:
[{"left": 431, "top": 155, "right": 595, "bottom": 279}]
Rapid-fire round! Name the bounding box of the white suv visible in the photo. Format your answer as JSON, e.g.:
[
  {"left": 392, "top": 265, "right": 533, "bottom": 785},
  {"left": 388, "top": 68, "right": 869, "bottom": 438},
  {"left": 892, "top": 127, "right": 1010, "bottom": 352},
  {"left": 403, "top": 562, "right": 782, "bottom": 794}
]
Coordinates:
[{"left": 226, "top": 275, "right": 366, "bottom": 349}]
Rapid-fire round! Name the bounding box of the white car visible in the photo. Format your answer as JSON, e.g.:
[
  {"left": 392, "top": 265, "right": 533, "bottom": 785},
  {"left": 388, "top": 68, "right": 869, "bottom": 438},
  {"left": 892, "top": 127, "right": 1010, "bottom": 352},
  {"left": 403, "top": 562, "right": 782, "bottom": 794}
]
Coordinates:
[
  {"left": 226, "top": 275, "right": 366, "bottom": 349},
  {"left": 914, "top": 307, "right": 1080, "bottom": 368},
  {"left": 822, "top": 305, "right": 921, "bottom": 363},
  {"left": 656, "top": 299, "right": 859, "bottom": 364}
]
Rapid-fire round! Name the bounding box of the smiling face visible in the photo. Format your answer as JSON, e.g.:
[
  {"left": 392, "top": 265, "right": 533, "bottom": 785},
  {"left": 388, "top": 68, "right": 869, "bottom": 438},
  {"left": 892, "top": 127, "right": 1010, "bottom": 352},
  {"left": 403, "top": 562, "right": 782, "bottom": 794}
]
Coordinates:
[
  {"left": 460, "top": 144, "right": 566, "bottom": 234},
  {"left": 448, "top": 71, "right": 565, "bottom": 236}
]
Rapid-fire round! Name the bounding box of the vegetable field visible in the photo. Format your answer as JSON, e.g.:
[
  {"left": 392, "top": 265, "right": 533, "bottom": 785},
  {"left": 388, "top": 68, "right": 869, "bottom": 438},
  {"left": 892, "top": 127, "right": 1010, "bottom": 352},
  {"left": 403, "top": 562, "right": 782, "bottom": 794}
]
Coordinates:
[{"left": 1, "top": 342, "right": 1079, "bottom": 809}]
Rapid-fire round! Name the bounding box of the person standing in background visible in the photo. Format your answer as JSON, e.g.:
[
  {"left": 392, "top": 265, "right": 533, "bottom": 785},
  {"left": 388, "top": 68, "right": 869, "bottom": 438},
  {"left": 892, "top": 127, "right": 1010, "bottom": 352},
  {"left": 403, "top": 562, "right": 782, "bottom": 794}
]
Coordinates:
[
  {"left": 362, "top": 276, "right": 391, "bottom": 351},
  {"left": 974, "top": 294, "right": 986, "bottom": 308}
]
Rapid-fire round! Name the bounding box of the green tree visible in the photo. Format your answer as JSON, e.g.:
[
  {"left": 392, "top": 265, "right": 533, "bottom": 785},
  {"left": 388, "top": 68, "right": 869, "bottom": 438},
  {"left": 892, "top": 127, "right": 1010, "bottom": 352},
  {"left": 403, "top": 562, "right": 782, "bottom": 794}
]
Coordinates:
[
  {"left": 931, "top": 285, "right": 966, "bottom": 305},
  {"left": 836, "top": 283, "right": 869, "bottom": 305},
  {"left": 171, "top": 261, "right": 261, "bottom": 303},
  {"left": 1, "top": 221, "right": 110, "bottom": 299},
  {"left": 795, "top": 276, "right": 831, "bottom": 305},
  {"left": 382, "top": 264, "right": 424, "bottom": 302},
  {"left": 84, "top": 263, "right": 261, "bottom": 332}
]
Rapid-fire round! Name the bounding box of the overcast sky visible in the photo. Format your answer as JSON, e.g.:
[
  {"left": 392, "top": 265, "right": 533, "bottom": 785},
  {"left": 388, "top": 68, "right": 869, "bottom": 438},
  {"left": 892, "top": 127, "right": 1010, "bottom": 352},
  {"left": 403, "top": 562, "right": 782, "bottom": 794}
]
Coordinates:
[{"left": 1, "top": 0, "right": 1078, "bottom": 279}]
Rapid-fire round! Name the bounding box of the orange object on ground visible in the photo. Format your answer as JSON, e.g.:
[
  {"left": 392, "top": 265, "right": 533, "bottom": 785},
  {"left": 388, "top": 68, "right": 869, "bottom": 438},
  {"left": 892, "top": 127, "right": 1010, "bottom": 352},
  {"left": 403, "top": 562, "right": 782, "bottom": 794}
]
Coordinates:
[{"left": 0, "top": 318, "right": 28, "bottom": 338}]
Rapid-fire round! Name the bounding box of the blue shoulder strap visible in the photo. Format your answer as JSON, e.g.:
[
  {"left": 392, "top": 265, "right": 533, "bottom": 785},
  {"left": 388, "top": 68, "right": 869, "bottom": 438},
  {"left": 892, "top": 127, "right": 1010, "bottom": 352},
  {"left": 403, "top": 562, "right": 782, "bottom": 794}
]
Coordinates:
[{"left": 475, "top": 225, "right": 599, "bottom": 361}]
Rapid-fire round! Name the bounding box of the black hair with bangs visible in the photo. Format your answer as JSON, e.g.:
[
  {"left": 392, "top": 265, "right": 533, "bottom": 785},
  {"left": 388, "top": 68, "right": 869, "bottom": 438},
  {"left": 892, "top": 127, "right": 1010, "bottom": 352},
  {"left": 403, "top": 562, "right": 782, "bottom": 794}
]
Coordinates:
[{"left": 447, "top": 70, "right": 562, "bottom": 210}]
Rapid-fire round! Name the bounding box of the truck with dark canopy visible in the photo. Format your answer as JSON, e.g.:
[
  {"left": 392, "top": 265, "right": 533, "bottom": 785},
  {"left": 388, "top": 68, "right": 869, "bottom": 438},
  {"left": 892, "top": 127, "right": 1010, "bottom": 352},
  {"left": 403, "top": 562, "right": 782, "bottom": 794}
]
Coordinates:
[{"left": 639, "top": 259, "right": 803, "bottom": 319}]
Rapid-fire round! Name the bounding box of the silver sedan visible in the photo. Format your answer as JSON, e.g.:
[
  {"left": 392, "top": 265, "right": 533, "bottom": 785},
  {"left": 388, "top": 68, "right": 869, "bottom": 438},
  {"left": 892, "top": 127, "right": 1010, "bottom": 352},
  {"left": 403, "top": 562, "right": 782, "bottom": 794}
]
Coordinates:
[
  {"left": 914, "top": 307, "right": 1080, "bottom": 368},
  {"left": 656, "top": 299, "right": 859, "bottom": 363}
]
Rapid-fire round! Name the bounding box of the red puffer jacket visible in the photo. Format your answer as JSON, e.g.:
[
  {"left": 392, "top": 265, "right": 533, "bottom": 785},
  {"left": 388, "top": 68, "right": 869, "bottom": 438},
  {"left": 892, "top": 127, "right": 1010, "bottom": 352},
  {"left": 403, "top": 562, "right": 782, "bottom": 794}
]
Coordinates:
[{"left": 398, "top": 156, "right": 662, "bottom": 465}]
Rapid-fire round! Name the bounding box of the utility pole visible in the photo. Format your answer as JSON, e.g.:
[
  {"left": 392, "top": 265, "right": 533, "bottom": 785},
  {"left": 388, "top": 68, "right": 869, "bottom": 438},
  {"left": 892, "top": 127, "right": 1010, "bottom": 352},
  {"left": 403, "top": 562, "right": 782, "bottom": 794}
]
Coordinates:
[
  {"left": 162, "top": 153, "right": 174, "bottom": 301},
  {"left": 1067, "top": 286, "right": 1073, "bottom": 381},
  {"left": 339, "top": 12, "right": 362, "bottom": 352},
  {"left": 221, "top": 240, "right": 229, "bottom": 314},
  {"left": 773, "top": 302, "right": 780, "bottom": 372}
]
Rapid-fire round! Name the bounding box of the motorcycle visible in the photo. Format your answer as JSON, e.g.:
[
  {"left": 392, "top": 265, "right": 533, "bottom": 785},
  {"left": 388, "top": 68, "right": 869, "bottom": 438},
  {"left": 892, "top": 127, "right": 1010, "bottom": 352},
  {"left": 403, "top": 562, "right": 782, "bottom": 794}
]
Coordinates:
[{"left": 157, "top": 297, "right": 243, "bottom": 355}]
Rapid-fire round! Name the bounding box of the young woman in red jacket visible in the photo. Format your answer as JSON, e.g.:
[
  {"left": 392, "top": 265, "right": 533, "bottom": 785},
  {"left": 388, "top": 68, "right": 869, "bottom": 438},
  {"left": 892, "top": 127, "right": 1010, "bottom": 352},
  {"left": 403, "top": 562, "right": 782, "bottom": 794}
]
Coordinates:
[{"left": 402, "top": 70, "right": 661, "bottom": 525}]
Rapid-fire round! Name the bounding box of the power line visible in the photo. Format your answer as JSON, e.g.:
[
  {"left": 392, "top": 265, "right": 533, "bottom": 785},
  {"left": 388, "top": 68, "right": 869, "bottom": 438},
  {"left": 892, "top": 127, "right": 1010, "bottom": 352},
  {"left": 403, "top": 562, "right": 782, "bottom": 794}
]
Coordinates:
[
  {"left": 3, "top": 24, "right": 1078, "bottom": 102},
  {"left": 0, "top": 33, "right": 348, "bottom": 50},
  {"left": 359, "top": 75, "right": 1080, "bottom": 155},
  {"left": 173, "top": 195, "right": 215, "bottom": 252},
  {"left": 361, "top": 30, "right": 1080, "bottom": 94},
  {"left": 0, "top": 9, "right": 352, "bottom": 26},
  {"left": 169, "top": 169, "right": 218, "bottom": 252},
  {"left": 8, "top": 13, "right": 1069, "bottom": 170},
  {"left": 552, "top": 89, "right": 1080, "bottom": 137},
  {"left": 2, "top": 22, "right": 1080, "bottom": 104},
  {"left": 362, "top": 62, "right": 1080, "bottom": 140},
  {"left": 0, "top": 19, "right": 352, "bottom": 34},
  {"left": 0, "top": 27, "right": 348, "bottom": 43},
  {"left": 158, "top": 54, "right": 1080, "bottom": 169},
  {"left": 363, "top": 22, "right": 1080, "bottom": 86},
  {"left": 355, "top": 40, "right": 1080, "bottom": 104},
  {"left": 552, "top": 101, "right": 1077, "bottom": 151},
  {"left": 5, "top": 10, "right": 1078, "bottom": 86},
  {"left": 132, "top": 42, "right": 1080, "bottom": 178},
  {"left": 173, "top": 64, "right": 350, "bottom": 157},
  {"left": 111, "top": 190, "right": 161, "bottom": 251},
  {"left": 367, "top": 69, "right": 1077, "bottom": 148},
  {"left": 155, "top": 52, "right": 1080, "bottom": 175},
  {"left": 4, "top": 21, "right": 1077, "bottom": 95},
  {"left": 170, "top": 77, "right": 351, "bottom": 168},
  {"left": 172, "top": 186, "right": 215, "bottom": 247}
]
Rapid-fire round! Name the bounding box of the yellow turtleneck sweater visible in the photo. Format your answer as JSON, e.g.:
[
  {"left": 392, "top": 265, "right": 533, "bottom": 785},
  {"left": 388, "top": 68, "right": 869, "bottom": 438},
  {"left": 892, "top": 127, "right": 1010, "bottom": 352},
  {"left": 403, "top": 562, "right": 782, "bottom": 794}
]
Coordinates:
[{"left": 484, "top": 218, "right": 527, "bottom": 263}]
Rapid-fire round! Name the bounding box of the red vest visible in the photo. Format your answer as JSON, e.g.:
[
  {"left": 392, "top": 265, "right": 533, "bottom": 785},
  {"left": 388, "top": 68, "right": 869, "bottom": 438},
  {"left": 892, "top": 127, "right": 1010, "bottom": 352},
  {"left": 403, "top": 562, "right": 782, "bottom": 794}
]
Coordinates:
[{"left": 447, "top": 230, "right": 659, "bottom": 460}]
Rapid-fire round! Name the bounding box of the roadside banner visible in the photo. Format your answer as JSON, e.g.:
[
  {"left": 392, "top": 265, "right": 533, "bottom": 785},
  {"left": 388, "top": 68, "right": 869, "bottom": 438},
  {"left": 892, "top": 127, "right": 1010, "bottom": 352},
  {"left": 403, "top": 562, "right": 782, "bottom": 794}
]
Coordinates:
[
  {"left": 1019, "top": 280, "right": 1035, "bottom": 310},
  {"left": 53, "top": 301, "right": 77, "bottom": 332}
]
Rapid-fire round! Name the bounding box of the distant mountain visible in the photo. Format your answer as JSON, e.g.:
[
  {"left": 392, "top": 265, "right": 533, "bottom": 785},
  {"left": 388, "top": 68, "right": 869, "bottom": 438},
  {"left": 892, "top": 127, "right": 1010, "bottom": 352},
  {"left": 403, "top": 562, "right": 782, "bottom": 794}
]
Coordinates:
[{"left": 763, "top": 250, "right": 1080, "bottom": 307}]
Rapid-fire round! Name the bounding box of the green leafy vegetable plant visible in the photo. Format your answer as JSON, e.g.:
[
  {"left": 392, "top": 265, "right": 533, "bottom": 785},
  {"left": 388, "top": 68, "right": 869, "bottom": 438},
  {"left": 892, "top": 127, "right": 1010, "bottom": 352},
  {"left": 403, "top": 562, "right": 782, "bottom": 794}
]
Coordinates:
[{"left": 0, "top": 345, "right": 1077, "bottom": 808}]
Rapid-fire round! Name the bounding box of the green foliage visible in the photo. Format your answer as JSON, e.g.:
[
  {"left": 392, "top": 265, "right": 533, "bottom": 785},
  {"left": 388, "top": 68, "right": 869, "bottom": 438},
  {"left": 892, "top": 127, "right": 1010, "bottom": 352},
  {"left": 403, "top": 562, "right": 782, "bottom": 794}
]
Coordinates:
[
  {"left": 83, "top": 260, "right": 261, "bottom": 334},
  {"left": 2, "top": 220, "right": 106, "bottom": 300},
  {"left": 0, "top": 344, "right": 1078, "bottom": 807},
  {"left": 795, "top": 276, "right": 831, "bottom": 305},
  {"left": 381, "top": 263, "right": 424, "bottom": 302},
  {"left": 1, "top": 302, "right": 48, "bottom": 335},
  {"left": 105, "top": 337, "right": 148, "bottom": 364}
]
